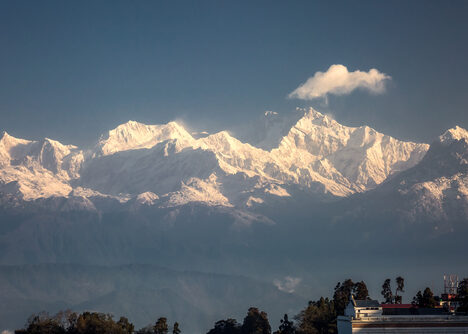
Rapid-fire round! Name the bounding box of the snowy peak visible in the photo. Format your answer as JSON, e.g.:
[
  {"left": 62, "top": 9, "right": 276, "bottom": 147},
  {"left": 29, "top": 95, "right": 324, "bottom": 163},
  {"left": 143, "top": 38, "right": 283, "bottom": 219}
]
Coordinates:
[
  {"left": 439, "top": 126, "right": 468, "bottom": 144},
  {"left": 0, "top": 131, "right": 31, "bottom": 146},
  {"left": 275, "top": 108, "right": 429, "bottom": 191},
  {"left": 0, "top": 131, "right": 84, "bottom": 200},
  {"left": 296, "top": 108, "right": 341, "bottom": 130},
  {"left": 413, "top": 126, "right": 468, "bottom": 179},
  {"left": 97, "top": 120, "right": 194, "bottom": 156},
  {"left": 199, "top": 131, "right": 251, "bottom": 153},
  {"left": 362, "top": 126, "right": 468, "bottom": 225},
  {"left": 0, "top": 132, "right": 78, "bottom": 172},
  {"left": 0, "top": 131, "right": 33, "bottom": 162},
  {"left": 280, "top": 109, "right": 352, "bottom": 157},
  {"left": 136, "top": 191, "right": 159, "bottom": 205},
  {"left": 0, "top": 132, "right": 77, "bottom": 161},
  {"left": 283, "top": 108, "right": 423, "bottom": 156}
]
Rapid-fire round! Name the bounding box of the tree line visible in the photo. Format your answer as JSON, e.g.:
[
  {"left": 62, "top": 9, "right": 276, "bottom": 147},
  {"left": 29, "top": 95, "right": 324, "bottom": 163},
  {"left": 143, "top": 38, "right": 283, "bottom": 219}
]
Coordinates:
[
  {"left": 13, "top": 311, "right": 182, "bottom": 334},
  {"left": 14, "top": 277, "right": 468, "bottom": 334}
]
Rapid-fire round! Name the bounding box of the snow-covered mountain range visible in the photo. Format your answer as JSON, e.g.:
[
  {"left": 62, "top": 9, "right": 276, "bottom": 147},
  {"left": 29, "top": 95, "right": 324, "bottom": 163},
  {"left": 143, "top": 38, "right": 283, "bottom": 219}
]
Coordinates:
[
  {"left": 0, "top": 108, "right": 440, "bottom": 206},
  {"left": 1, "top": 108, "right": 465, "bottom": 213},
  {"left": 342, "top": 125, "right": 468, "bottom": 227}
]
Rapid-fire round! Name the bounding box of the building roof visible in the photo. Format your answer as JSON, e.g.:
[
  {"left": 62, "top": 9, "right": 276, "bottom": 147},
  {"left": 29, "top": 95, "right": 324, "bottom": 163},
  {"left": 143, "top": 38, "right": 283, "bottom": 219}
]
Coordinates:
[
  {"left": 353, "top": 299, "right": 381, "bottom": 308},
  {"left": 382, "top": 307, "right": 449, "bottom": 316},
  {"left": 381, "top": 304, "right": 415, "bottom": 309}
]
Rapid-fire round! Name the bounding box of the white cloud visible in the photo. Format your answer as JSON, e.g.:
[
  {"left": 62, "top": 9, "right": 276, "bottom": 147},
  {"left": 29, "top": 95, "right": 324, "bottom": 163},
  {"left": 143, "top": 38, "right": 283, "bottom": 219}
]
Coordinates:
[
  {"left": 2, "top": 330, "right": 13, "bottom": 334},
  {"left": 288, "top": 64, "right": 391, "bottom": 100},
  {"left": 273, "top": 276, "right": 302, "bottom": 293}
]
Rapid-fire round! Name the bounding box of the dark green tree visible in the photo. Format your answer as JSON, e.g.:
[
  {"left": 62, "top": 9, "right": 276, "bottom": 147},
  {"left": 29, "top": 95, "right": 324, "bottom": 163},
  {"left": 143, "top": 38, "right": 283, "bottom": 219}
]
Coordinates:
[
  {"left": 16, "top": 311, "right": 134, "bottom": 334},
  {"left": 295, "top": 297, "right": 336, "bottom": 334},
  {"left": 74, "top": 312, "right": 124, "bottom": 334},
  {"left": 381, "top": 279, "right": 393, "bottom": 304},
  {"left": 241, "top": 307, "right": 271, "bottom": 334},
  {"left": 394, "top": 277, "right": 405, "bottom": 304},
  {"left": 53, "top": 310, "right": 78, "bottom": 332},
  {"left": 353, "top": 281, "right": 369, "bottom": 300},
  {"left": 154, "top": 317, "right": 169, "bottom": 334},
  {"left": 207, "top": 319, "right": 241, "bottom": 334},
  {"left": 412, "top": 287, "right": 437, "bottom": 308},
  {"left": 412, "top": 291, "right": 423, "bottom": 306},
  {"left": 117, "top": 317, "right": 134, "bottom": 334},
  {"left": 173, "top": 322, "right": 181, "bottom": 334},
  {"left": 273, "top": 314, "right": 295, "bottom": 334},
  {"left": 16, "top": 312, "right": 66, "bottom": 334},
  {"left": 457, "top": 278, "right": 468, "bottom": 312},
  {"left": 332, "top": 279, "right": 355, "bottom": 315}
]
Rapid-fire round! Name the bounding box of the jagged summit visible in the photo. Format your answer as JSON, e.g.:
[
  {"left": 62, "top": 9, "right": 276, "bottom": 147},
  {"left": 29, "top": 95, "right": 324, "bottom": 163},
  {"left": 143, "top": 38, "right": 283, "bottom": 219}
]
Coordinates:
[
  {"left": 136, "top": 191, "right": 160, "bottom": 205},
  {"left": 0, "top": 130, "right": 32, "bottom": 148},
  {"left": 0, "top": 130, "right": 14, "bottom": 139},
  {"left": 274, "top": 108, "right": 429, "bottom": 190},
  {"left": 199, "top": 130, "right": 254, "bottom": 151},
  {"left": 297, "top": 108, "right": 340, "bottom": 128},
  {"left": 96, "top": 120, "right": 194, "bottom": 156},
  {"left": 0, "top": 131, "right": 84, "bottom": 199},
  {"left": 439, "top": 125, "right": 468, "bottom": 144}
]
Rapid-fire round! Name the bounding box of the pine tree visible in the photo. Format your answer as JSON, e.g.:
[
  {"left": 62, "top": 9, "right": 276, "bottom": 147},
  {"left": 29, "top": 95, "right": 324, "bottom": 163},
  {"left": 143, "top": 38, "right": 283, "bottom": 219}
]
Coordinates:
[
  {"left": 422, "top": 287, "right": 437, "bottom": 308},
  {"left": 241, "top": 307, "right": 271, "bottom": 334},
  {"left": 353, "top": 281, "right": 369, "bottom": 300},
  {"left": 117, "top": 316, "right": 135, "bottom": 334},
  {"left": 275, "top": 314, "right": 295, "bottom": 334},
  {"left": 206, "top": 319, "right": 241, "bottom": 334},
  {"left": 333, "top": 279, "right": 355, "bottom": 315},
  {"left": 457, "top": 278, "right": 468, "bottom": 312},
  {"left": 395, "top": 276, "right": 405, "bottom": 304},
  {"left": 154, "top": 317, "right": 169, "bottom": 334},
  {"left": 412, "top": 287, "right": 436, "bottom": 308},
  {"left": 381, "top": 279, "right": 393, "bottom": 304},
  {"left": 294, "top": 297, "right": 336, "bottom": 334},
  {"left": 173, "top": 322, "right": 181, "bottom": 334}
]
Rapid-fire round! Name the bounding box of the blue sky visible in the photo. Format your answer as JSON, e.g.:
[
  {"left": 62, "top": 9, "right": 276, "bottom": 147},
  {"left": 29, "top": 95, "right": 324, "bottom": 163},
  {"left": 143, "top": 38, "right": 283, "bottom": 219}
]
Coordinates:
[{"left": 1, "top": 0, "right": 468, "bottom": 146}]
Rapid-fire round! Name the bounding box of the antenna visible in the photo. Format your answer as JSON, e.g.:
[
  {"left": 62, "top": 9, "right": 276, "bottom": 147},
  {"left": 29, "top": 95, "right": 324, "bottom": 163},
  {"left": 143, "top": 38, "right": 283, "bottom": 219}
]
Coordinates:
[{"left": 444, "top": 274, "right": 459, "bottom": 295}]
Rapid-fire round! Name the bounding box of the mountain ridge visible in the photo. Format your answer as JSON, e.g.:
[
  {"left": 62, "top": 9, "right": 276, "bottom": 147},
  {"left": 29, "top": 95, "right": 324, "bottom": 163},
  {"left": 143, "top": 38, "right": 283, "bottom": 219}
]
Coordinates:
[
  {"left": 1, "top": 108, "right": 459, "bottom": 211},
  {"left": 336, "top": 128, "right": 468, "bottom": 230}
]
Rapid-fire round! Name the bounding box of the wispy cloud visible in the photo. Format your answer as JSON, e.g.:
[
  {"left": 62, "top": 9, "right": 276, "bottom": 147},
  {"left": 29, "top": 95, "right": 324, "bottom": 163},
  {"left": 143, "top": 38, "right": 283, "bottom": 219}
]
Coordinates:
[
  {"left": 273, "top": 276, "right": 302, "bottom": 293},
  {"left": 288, "top": 64, "right": 391, "bottom": 100},
  {"left": 264, "top": 110, "right": 278, "bottom": 116}
]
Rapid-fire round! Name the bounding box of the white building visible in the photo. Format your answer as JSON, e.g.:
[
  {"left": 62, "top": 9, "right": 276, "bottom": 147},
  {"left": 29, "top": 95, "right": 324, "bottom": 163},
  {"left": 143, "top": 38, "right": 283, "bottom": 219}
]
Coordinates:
[
  {"left": 338, "top": 297, "right": 468, "bottom": 333},
  {"left": 343, "top": 296, "right": 382, "bottom": 318}
]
